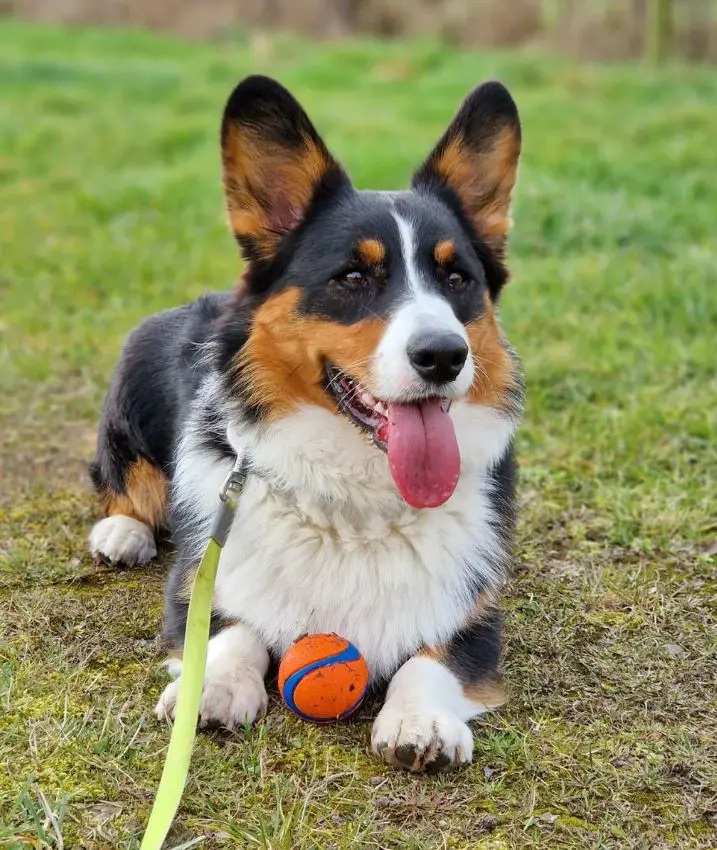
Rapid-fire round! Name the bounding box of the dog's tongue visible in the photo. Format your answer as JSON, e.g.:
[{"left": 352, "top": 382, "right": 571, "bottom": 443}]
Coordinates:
[{"left": 385, "top": 399, "right": 460, "bottom": 509}]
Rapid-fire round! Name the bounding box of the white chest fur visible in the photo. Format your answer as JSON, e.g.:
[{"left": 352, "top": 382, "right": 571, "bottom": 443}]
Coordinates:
[{"left": 173, "top": 401, "right": 514, "bottom": 681}]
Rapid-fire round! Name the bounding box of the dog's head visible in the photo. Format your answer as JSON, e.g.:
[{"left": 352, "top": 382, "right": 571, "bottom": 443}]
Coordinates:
[{"left": 217, "top": 75, "right": 523, "bottom": 509}]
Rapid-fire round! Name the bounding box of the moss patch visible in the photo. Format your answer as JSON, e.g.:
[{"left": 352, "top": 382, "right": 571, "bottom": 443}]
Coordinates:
[{"left": 1, "top": 19, "right": 716, "bottom": 850}]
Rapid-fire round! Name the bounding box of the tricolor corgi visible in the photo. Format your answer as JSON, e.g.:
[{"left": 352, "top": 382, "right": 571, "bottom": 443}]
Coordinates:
[{"left": 88, "top": 75, "right": 523, "bottom": 772}]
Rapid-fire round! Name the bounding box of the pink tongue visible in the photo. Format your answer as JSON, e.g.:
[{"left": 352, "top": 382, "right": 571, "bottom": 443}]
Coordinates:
[{"left": 385, "top": 399, "right": 460, "bottom": 509}]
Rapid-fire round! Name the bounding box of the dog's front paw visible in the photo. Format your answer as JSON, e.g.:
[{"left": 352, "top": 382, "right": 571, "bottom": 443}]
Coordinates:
[
  {"left": 198, "top": 666, "right": 268, "bottom": 729},
  {"left": 371, "top": 703, "right": 473, "bottom": 772},
  {"left": 154, "top": 664, "right": 268, "bottom": 730},
  {"left": 154, "top": 678, "right": 180, "bottom": 723}
]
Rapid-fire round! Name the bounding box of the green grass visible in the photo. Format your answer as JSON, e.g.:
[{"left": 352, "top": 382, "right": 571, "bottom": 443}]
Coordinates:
[{"left": 1, "top": 18, "right": 716, "bottom": 849}]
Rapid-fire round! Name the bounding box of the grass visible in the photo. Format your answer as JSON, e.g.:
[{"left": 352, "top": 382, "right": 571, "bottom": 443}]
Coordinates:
[{"left": 0, "top": 18, "right": 715, "bottom": 849}]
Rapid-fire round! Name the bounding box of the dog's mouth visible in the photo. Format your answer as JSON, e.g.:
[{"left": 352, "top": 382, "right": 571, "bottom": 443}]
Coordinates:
[
  {"left": 325, "top": 363, "right": 460, "bottom": 509},
  {"left": 325, "top": 364, "right": 391, "bottom": 449}
]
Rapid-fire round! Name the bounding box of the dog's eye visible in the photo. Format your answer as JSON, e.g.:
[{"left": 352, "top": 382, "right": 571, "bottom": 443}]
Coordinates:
[
  {"left": 338, "top": 271, "right": 368, "bottom": 290},
  {"left": 447, "top": 271, "right": 468, "bottom": 289}
]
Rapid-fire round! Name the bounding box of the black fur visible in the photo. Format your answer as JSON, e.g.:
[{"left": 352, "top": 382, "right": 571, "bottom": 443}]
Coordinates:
[
  {"left": 290, "top": 190, "right": 497, "bottom": 326},
  {"left": 412, "top": 80, "right": 521, "bottom": 293},
  {"left": 90, "top": 294, "right": 231, "bottom": 503},
  {"left": 90, "top": 75, "right": 523, "bottom": 712},
  {"left": 221, "top": 75, "right": 351, "bottom": 274},
  {"left": 443, "top": 608, "right": 503, "bottom": 687},
  {"left": 160, "top": 534, "right": 233, "bottom": 651}
]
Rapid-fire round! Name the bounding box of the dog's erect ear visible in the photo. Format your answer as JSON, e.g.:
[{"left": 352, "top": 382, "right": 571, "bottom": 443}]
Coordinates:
[
  {"left": 221, "top": 75, "right": 349, "bottom": 264},
  {"left": 412, "top": 82, "right": 521, "bottom": 256}
]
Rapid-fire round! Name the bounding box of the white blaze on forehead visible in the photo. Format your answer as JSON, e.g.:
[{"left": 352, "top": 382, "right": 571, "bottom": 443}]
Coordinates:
[
  {"left": 371, "top": 212, "right": 473, "bottom": 400},
  {"left": 393, "top": 212, "right": 423, "bottom": 295}
]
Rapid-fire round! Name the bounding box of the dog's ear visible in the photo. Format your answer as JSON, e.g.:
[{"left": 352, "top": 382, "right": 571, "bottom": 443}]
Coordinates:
[
  {"left": 412, "top": 82, "right": 521, "bottom": 256},
  {"left": 221, "top": 75, "right": 349, "bottom": 265}
]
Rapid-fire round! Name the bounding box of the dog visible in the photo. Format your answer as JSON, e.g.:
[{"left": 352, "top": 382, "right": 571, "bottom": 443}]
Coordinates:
[{"left": 88, "top": 74, "right": 523, "bottom": 772}]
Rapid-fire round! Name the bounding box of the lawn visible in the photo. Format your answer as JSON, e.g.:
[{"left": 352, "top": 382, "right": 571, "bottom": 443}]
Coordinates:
[{"left": 1, "top": 18, "right": 716, "bottom": 850}]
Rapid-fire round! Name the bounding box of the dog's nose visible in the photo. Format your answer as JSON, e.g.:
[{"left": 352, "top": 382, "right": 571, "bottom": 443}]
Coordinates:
[{"left": 407, "top": 332, "right": 469, "bottom": 384}]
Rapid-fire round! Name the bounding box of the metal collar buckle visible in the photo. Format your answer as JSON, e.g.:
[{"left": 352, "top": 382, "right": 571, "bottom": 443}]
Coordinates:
[{"left": 219, "top": 456, "right": 248, "bottom": 503}]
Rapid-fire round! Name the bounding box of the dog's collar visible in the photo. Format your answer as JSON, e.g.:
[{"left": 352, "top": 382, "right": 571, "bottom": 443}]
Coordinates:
[
  {"left": 210, "top": 454, "right": 250, "bottom": 546},
  {"left": 219, "top": 454, "right": 249, "bottom": 502}
]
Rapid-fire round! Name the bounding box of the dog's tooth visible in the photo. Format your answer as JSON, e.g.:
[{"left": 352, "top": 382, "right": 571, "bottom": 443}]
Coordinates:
[
  {"left": 374, "top": 401, "right": 387, "bottom": 415},
  {"left": 361, "top": 391, "right": 376, "bottom": 408}
]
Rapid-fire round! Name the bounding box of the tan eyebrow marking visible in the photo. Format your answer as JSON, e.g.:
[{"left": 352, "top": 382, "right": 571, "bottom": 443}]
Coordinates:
[
  {"left": 356, "top": 238, "right": 386, "bottom": 265},
  {"left": 434, "top": 239, "right": 456, "bottom": 265}
]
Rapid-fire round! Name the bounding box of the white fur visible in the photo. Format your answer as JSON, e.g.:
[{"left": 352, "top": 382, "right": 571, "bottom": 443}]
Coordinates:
[
  {"left": 155, "top": 622, "right": 269, "bottom": 729},
  {"left": 161, "top": 247, "right": 518, "bottom": 746},
  {"left": 169, "top": 393, "right": 514, "bottom": 683},
  {"left": 88, "top": 515, "right": 156, "bottom": 566},
  {"left": 394, "top": 212, "right": 422, "bottom": 295},
  {"left": 171, "top": 373, "right": 233, "bottom": 551},
  {"left": 372, "top": 292, "right": 474, "bottom": 401},
  {"left": 372, "top": 655, "right": 488, "bottom": 770},
  {"left": 375, "top": 213, "right": 473, "bottom": 400}
]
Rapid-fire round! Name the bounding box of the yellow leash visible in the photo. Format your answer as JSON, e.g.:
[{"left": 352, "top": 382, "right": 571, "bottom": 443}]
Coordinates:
[{"left": 140, "top": 458, "right": 247, "bottom": 850}]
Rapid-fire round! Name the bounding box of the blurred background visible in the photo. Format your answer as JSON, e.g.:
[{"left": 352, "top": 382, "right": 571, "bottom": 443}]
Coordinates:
[
  {"left": 5, "top": 0, "right": 717, "bottom": 61},
  {"left": 1, "top": 2, "right": 715, "bottom": 849}
]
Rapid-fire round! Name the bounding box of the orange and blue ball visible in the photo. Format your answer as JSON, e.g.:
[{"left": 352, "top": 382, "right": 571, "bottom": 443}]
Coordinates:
[{"left": 278, "top": 633, "right": 369, "bottom": 723}]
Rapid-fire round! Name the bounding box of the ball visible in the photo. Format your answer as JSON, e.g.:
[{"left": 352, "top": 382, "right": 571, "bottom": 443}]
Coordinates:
[{"left": 278, "top": 633, "right": 369, "bottom": 723}]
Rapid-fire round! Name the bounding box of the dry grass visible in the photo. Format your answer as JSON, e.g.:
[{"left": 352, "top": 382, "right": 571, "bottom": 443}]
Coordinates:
[{"left": 1, "top": 20, "right": 716, "bottom": 849}]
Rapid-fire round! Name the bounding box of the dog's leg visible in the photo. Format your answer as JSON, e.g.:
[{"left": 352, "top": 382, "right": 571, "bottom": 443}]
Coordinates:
[
  {"left": 88, "top": 346, "right": 171, "bottom": 567},
  {"left": 155, "top": 622, "right": 270, "bottom": 730},
  {"left": 88, "top": 455, "right": 164, "bottom": 567},
  {"left": 372, "top": 605, "right": 504, "bottom": 772}
]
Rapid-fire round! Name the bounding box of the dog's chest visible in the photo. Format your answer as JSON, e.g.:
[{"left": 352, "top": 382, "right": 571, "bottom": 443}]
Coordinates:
[{"left": 212, "top": 477, "right": 500, "bottom": 680}]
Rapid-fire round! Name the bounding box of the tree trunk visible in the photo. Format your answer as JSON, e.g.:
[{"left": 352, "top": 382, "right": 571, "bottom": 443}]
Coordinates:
[{"left": 645, "top": 0, "right": 672, "bottom": 64}]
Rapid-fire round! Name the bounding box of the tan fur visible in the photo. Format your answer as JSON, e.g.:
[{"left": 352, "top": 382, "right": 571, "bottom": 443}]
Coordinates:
[
  {"left": 434, "top": 239, "right": 456, "bottom": 265},
  {"left": 466, "top": 292, "right": 518, "bottom": 409},
  {"left": 357, "top": 238, "right": 386, "bottom": 266},
  {"left": 463, "top": 678, "right": 507, "bottom": 709},
  {"left": 465, "top": 587, "right": 501, "bottom": 625},
  {"left": 418, "top": 645, "right": 445, "bottom": 662},
  {"left": 418, "top": 588, "right": 500, "bottom": 661},
  {"left": 222, "top": 125, "right": 335, "bottom": 260},
  {"left": 419, "top": 588, "right": 501, "bottom": 663},
  {"left": 428, "top": 127, "right": 520, "bottom": 252},
  {"left": 236, "top": 287, "right": 385, "bottom": 420},
  {"left": 100, "top": 458, "right": 167, "bottom": 529},
  {"left": 418, "top": 589, "right": 506, "bottom": 710}
]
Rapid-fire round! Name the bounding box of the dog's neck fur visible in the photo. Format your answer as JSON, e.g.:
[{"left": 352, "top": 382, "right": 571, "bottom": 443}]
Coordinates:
[
  {"left": 168, "top": 369, "right": 516, "bottom": 678},
  {"left": 172, "top": 369, "right": 517, "bottom": 559}
]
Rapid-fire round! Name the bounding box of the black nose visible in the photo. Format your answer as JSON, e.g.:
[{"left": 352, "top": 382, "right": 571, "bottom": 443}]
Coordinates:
[{"left": 407, "top": 332, "right": 469, "bottom": 384}]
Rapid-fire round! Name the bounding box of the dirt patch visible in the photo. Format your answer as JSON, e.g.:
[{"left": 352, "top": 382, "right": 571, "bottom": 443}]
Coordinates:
[{"left": 0, "top": 381, "right": 98, "bottom": 505}]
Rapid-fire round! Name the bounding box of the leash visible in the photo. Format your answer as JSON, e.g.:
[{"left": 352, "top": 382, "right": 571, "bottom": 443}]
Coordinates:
[{"left": 140, "top": 456, "right": 248, "bottom": 850}]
